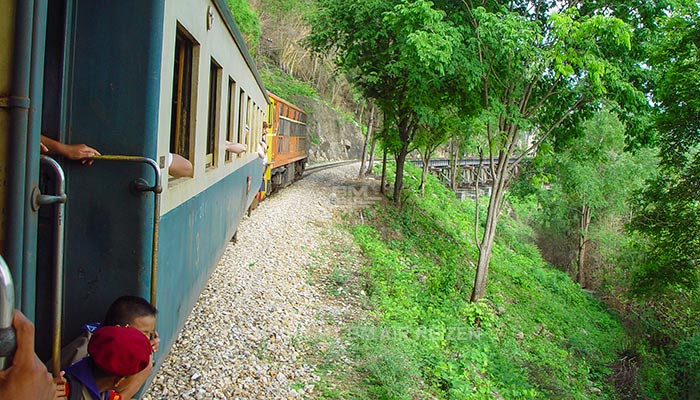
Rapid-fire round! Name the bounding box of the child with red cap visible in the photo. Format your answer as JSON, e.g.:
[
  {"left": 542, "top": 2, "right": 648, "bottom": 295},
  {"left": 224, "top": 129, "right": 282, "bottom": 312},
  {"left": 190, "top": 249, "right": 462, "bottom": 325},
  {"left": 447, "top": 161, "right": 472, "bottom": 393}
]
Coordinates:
[
  {"left": 52, "top": 295, "right": 160, "bottom": 399},
  {"left": 58, "top": 326, "right": 151, "bottom": 400}
]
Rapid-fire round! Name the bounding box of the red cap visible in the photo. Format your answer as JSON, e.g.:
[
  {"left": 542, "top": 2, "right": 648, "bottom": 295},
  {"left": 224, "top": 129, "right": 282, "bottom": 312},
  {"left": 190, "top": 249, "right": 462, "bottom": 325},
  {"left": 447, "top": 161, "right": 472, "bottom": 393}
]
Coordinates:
[{"left": 88, "top": 326, "right": 151, "bottom": 376}]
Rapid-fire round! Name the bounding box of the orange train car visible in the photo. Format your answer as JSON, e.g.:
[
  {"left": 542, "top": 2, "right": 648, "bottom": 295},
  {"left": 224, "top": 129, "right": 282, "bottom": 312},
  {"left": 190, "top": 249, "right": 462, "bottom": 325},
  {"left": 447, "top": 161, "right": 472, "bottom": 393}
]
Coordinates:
[{"left": 261, "top": 93, "right": 309, "bottom": 198}]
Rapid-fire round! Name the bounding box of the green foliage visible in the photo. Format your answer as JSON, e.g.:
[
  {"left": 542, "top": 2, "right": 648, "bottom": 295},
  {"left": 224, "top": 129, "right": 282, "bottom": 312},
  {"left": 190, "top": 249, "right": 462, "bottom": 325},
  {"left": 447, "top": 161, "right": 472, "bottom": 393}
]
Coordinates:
[
  {"left": 307, "top": 0, "right": 470, "bottom": 204},
  {"left": 631, "top": 0, "right": 700, "bottom": 293},
  {"left": 670, "top": 333, "right": 700, "bottom": 396},
  {"left": 337, "top": 164, "right": 626, "bottom": 399},
  {"left": 353, "top": 333, "right": 424, "bottom": 400},
  {"left": 519, "top": 110, "right": 657, "bottom": 288},
  {"left": 260, "top": 68, "right": 319, "bottom": 99},
  {"left": 225, "top": 0, "right": 261, "bottom": 50},
  {"left": 259, "top": 0, "right": 312, "bottom": 17}
]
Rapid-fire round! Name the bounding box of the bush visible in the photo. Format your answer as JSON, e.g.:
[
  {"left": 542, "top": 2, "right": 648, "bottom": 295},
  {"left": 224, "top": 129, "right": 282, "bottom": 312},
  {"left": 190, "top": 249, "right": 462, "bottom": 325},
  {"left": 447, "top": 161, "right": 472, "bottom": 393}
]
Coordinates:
[
  {"left": 340, "top": 164, "right": 627, "bottom": 399},
  {"left": 670, "top": 333, "right": 700, "bottom": 398}
]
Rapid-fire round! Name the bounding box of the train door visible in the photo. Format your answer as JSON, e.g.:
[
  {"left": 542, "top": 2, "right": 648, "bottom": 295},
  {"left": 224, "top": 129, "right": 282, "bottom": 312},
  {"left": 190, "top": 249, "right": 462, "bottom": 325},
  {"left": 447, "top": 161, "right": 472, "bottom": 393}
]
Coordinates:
[{"left": 34, "top": 1, "right": 166, "bottom": 360}]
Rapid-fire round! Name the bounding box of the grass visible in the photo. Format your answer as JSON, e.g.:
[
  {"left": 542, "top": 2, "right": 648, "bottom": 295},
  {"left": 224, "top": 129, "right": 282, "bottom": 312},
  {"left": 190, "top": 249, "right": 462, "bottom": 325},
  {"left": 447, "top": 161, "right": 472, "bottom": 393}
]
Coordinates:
[{"left": 308, "top": 163, "right": 627, "bottom": 399}]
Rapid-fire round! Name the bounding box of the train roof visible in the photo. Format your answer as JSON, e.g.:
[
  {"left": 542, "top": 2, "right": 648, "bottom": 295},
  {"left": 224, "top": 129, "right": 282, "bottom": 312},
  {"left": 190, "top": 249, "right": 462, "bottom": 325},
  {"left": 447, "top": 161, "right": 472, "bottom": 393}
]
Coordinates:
[{"left": 268, "top": 92, "right": 304, "bottom": 113}]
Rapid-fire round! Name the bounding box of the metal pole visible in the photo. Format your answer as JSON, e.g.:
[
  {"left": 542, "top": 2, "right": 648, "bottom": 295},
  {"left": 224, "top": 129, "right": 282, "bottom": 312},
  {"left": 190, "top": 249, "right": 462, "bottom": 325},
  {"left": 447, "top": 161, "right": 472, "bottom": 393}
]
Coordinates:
[
  {"left": 6, "top": 0, "right": 35, "bottom": 311},
  {"left": 22, "top": 0, "right": 49, "bottom": 318},
  {"left": 36, "top": 156, "right": 66, "bottom": 376}
]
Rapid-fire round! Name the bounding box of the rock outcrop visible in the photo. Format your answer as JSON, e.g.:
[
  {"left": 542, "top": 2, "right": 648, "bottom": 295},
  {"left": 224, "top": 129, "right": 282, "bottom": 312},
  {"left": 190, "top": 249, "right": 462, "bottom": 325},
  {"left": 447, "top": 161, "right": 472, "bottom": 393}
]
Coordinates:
[{"left": 291, "top": 95, "right": 365, "bottom": 163}]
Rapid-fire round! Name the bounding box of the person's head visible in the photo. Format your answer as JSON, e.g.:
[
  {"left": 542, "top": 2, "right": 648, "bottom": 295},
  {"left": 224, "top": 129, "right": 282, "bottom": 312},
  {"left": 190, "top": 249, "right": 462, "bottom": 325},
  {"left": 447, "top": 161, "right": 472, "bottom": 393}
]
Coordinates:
[
  {"left": 262, "top": 121, "right": 268, "bottom": 131},
  {"left": 88, "top": 326, "right": 151, "bottom": 389},
  {"left": 103, "top": 296, "right": 159, "bottom": 351}
]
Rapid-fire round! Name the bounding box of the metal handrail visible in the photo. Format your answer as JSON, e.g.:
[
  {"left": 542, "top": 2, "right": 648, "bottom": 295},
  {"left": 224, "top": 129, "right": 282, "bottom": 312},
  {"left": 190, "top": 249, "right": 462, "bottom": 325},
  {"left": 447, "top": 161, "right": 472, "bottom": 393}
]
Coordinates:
[
  {"left": 37, "top": 155, "right": 67, "bottom": 376},
  {"left": 91, "top": 155, "right": 162, "bottom": 305},
  {"left": 0, "top": 256, "right": 15, "bottom": 370}
]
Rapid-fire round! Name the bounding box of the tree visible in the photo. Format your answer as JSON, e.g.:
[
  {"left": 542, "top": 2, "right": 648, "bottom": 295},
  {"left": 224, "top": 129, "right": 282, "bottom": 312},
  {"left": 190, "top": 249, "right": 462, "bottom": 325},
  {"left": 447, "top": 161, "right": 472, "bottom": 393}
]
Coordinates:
[
  {"left": 543, "top": 110, "right": 653, "bottom": 287},
  {"left": 227, "top": 0, "right": 261, "bottom": 50},
  {"left": 631, "top": 0, "right": 700, "bottom": 292},
  {"left": 452, "top": 3, "right": 640, "bottom": 301},
  {"left": 414, "top": 106, "right": 463, "bottom": 195},
  {"left": 307, "top": 0, "right": 466, "bottom": 207}
]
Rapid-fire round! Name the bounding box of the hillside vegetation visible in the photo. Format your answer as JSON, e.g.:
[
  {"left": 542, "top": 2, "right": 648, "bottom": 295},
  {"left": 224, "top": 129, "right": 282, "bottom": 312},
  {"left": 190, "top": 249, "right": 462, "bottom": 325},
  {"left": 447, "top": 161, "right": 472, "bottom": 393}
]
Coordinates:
[
  {"left": 316, "top": 164, "right": 626, "bottom": 399},
  {"left": 230, "top": 1, "right": 700, "bottom": 397}
]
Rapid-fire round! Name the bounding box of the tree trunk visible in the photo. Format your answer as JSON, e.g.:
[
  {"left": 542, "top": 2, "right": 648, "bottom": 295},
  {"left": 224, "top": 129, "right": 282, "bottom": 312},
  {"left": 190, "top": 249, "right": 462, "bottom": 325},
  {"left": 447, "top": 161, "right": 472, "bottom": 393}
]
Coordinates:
[
  {"left": 393, "top": 141, "right": 409, "bottom": 208},
  {"left": 450, "top": 140, "right": 459, "bottom": 191},
  {"left": 471, "top": 160, "right": 509, "bottom": 302},
  {"left": 380, "top": 146, "right": 387, "bottom": 195},
  {"left": 358, "top": 105, "right": 375, "bottom": 178},
  {"left": 420, "top": 150, "right": 430, "bottom": 196},
  {"left": 576, "top": 204, "right": 592, "bottom": 287},
  {"left": 365, "top": 137, "right": 377, "bottom": 176}
]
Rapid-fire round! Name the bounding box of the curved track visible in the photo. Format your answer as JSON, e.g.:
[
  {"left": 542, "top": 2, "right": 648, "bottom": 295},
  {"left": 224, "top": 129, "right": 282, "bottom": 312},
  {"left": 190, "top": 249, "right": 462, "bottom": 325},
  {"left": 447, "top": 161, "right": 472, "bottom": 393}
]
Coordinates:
[{"left": 304, "top": 160, "right": 358, "bottom": 176}]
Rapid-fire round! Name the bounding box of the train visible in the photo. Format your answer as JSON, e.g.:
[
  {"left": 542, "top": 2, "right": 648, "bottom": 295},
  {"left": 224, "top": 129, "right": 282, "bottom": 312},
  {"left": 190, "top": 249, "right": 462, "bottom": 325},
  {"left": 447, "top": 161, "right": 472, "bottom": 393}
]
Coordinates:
[
  {"left": 0, "top": 0, "right": 306, "bottom": 392},
  {"left": 262, "top": 92, "right": 309, "bottom": 199}
]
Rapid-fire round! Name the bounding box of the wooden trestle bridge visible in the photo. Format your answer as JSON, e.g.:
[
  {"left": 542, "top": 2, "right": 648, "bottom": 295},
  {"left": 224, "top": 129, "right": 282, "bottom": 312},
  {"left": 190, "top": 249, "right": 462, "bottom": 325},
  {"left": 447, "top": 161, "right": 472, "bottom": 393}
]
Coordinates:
[{"left": 410, "top": 158, "right": 519, "bottom": 197}]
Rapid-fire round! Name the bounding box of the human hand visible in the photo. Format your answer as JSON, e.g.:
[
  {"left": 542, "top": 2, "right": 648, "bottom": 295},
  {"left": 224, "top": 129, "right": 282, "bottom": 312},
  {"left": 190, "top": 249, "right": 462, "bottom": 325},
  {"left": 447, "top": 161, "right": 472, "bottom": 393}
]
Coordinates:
[
  {"left": 150, "top": 331, "right": 160, "bottom": 353},
  {"left": 0, "top": 311, "right": 55, "bottom": 400},
  {"left": 114, "top": 354, "right": 154, "bottom": 399},
  {"left": 61, "top": 143, "right": 101, "bottom": 165},
  {"left": 53, "top": 371, "right": 67, "bottom": 399},
  {"left": 225, "top": 141, "right": 247, "bottom": 154}
]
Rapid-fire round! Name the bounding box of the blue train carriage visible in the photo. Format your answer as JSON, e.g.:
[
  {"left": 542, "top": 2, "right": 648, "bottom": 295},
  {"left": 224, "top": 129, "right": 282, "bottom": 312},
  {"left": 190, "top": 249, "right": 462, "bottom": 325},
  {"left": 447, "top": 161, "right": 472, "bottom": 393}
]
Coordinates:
[{"left": 0, "top": 0, "right": 267, "bottom": 381}]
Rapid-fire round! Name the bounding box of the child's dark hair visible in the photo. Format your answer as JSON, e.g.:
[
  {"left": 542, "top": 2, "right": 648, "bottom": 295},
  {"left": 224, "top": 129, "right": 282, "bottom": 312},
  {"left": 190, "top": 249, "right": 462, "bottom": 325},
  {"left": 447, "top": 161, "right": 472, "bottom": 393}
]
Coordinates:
[{"left": 103, "top": 295, "right": 158, "bottom": 326}]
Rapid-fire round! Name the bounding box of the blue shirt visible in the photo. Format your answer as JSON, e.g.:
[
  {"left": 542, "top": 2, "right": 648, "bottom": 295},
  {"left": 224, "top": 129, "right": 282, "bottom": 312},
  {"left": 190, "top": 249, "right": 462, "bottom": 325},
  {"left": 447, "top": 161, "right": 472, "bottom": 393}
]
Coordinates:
[{"left": 64, "top": 358, "right": 110, "bottom": 400}]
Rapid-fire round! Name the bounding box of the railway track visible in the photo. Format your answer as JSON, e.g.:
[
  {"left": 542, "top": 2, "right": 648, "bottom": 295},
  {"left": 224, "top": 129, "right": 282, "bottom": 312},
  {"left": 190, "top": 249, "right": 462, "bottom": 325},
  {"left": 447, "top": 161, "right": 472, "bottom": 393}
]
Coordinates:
[{"left": 304, "top": 160, "right": 358, "bottom": 176}]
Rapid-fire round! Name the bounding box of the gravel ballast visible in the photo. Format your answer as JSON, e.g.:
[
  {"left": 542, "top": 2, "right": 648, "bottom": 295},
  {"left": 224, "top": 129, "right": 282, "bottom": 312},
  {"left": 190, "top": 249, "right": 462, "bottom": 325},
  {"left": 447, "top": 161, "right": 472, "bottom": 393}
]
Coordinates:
[{"left": 144, "top": 163, "right": 375, "bottom": 400}]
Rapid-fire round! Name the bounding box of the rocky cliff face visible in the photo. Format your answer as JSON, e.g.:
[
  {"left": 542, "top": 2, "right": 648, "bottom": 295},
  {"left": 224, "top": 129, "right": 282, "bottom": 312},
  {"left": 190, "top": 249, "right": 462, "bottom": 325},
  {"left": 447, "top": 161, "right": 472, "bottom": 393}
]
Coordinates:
[{"left": 291, "top": 95, "right": 365, "bottom": 163}]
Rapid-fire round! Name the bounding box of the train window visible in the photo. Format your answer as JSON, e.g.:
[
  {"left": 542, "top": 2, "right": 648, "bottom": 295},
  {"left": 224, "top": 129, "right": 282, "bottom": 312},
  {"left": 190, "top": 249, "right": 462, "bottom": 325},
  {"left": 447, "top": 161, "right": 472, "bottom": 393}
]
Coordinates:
[
  {"left": 251, "top": 105, "right": 258, "bottom": 147},
  {"left": 206, "top": 58, "right": 222, "bottom": 169},
  {"left": 170, "top": 26, "right": 198, "bottom": 168},
  {"left": 258, "top": 107, "right": 263, "bottom": 144},
  {"left": 246, "top": 96, "right": 252, "bottom": 151},
  {"left": 225, "top": 77, "right": 236, "bottom": 163},
  {"left": 238, "top": 89, "right": 246, "bottom": 151}
]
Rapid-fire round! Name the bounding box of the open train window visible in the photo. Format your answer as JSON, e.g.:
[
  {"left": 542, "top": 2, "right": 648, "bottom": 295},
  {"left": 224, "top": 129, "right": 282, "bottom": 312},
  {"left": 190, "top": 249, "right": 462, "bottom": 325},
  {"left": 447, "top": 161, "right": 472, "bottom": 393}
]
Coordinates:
[
  {"left": 246, "top": 96, "right": 252, "bottom": 150},
  {"left": 170, "top": 26, "right": 198, "bottom": 170},
  {"left": 238, "top": 89, "right": 246, "bottom": 151},
  {"left": 225, "top": 77, "right": 237, "bottom": 163},
  {"left": 206, "top": 58, "right": 222, "bottom": 169}
]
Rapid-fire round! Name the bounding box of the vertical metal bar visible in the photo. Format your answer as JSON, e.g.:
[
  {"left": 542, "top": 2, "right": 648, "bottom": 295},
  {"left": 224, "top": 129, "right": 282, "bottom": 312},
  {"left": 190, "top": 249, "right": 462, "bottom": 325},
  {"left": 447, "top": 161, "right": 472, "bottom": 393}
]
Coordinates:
[
  {"left": 23, "top": 0, "right": 49, "bottom": 319},
  {"left": 37, "top": 156, "right": 66, "bottom": 377},
  {"left": 150, "top": 184, "right": 161, "bottom": 306},
  {"left": 7, "top": 0, "right": 35, "bottom": 312},
  {"left": 0, "top": 256, "right": 15, "bottom": 369}
]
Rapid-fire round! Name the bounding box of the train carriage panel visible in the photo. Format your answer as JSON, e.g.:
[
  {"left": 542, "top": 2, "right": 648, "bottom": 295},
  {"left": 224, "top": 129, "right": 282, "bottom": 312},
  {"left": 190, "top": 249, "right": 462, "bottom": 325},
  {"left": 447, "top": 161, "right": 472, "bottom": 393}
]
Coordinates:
[
  {"left": 47, "top": 0, "right": 166, "bottom": 356},
  {"left": 158, "top": 0, "right": 266, "bottom": 203},
  {"left": 2, "top": 0, "right": 267, "bottom": 390},
  {"left": 154, "top": 0, "right": 267, "bottom": 365}
]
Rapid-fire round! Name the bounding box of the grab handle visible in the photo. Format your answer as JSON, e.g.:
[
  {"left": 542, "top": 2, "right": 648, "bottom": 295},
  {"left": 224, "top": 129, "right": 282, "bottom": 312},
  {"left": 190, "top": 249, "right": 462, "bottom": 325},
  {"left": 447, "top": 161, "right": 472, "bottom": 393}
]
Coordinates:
[{"left": 36, "top": 155, "right": 67, "bottom": 376}]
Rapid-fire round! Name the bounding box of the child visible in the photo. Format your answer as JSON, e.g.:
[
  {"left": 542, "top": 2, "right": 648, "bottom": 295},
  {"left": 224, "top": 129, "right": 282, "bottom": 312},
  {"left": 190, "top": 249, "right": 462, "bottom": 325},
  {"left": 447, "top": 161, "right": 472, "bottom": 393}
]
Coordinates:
[
  {"left": 59, "top": 326, "right": 151, "bottom": 400},
  {"left": 55, "top": 296, "right": 159, "bottom": 399}
]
